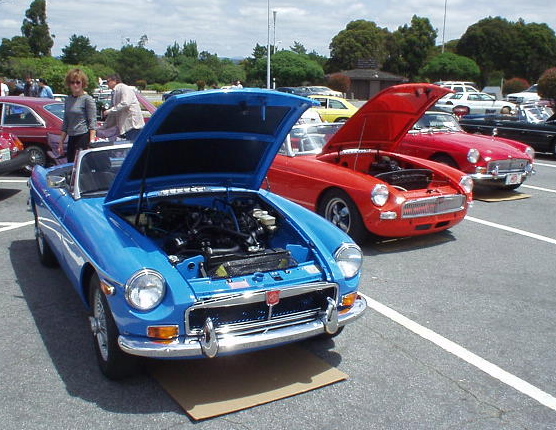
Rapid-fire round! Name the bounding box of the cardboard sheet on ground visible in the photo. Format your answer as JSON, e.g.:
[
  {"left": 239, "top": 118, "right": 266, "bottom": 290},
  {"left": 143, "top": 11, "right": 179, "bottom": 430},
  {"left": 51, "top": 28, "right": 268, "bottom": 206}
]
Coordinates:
[
  {"left": 474, "top": 190, "right": 531, "bottom": 202},
  {"left": 150, "top": 344, "right": 347, "bottom": 420}
]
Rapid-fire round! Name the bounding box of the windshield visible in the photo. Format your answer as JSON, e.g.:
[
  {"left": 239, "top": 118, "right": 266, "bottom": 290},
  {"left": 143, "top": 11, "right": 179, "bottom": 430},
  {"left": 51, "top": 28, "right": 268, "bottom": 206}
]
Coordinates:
[
  {"left": 281, "top": 123, "right": 343, "bottom": 155},
  {"left": 521, "top": 104, "right": 554, "bottom": 123},
  {"left": 78, "top": 146, "right": 132, "bottom": 196},
  {"left": 412, "top": 112, "right": 463, "bottom": 132}
]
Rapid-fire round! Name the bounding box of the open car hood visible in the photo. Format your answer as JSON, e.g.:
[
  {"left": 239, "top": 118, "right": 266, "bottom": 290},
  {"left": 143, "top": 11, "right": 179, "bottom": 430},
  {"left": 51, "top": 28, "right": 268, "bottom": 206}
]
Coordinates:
[
  {"left": 320, "top": 84, "right": 451, "bottom": 155},
  {"left": 106, "top": 89, "right": 317, "bottom": 203}
]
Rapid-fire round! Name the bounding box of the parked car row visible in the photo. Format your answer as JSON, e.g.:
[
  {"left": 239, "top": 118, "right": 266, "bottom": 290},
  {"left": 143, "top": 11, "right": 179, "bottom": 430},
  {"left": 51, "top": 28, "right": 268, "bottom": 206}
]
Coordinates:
[{"left": 22, "top": 84, "right": 548, "bottom": 382}]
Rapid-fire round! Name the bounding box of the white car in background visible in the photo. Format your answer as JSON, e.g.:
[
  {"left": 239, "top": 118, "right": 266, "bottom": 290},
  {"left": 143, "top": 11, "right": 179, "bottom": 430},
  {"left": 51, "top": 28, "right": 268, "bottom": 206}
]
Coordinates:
[
  {"left": 436, "top": 91, "right": 516, "bottom": 115},
  {"left": 506, "top": 84, "right": 540, "bottom": 104}
]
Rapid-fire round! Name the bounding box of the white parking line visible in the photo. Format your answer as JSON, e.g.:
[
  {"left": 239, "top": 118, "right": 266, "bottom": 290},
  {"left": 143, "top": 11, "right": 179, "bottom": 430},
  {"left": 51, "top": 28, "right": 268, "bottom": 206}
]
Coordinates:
[
  {"left": 0, "top": 179, "right": 28, "bottom": 183},
  {"left": 522, "top": 184, "right": 556, "bottom": 194},
  {"left": 465, "top": 216, "right": 556, "bottom": 245},
  {"left": 534, "top": 162, "right": 556, "bottom": 168},
  {"left": 362, "top": 293, "right": 556, "bottom": 411},
  {"left": 0, "top": 221, "right": 34, "bottom": 232}
]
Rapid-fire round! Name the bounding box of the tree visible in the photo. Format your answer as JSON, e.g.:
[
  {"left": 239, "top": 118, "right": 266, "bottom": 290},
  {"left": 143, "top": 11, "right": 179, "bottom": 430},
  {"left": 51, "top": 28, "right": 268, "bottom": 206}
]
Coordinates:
[
  {"left": 61, "top": 35, "right": 97, "bottom": 65},
  {"left": 290, "top": 41, "right": 306, "bottom": 55},
  {"left": 383, "top": 16, "right": 437, "bottom": 80},
  {"left": 456, "top": 17, "right": 556, "bottom": 84},
  {"left": 420, "top": 52, "right": 480, "bottom": 82},
  {"left": 248, "top": 50, "right": 323, "bottom": 87},
  {"left": 0, "top": 36, "right": 33, "bottom": 62},
  {"left": 328, "top": 20, "right": 389, "bottom": 72},
  {"left": 21, "top": 0, "right": 53, "bottom": 57}
]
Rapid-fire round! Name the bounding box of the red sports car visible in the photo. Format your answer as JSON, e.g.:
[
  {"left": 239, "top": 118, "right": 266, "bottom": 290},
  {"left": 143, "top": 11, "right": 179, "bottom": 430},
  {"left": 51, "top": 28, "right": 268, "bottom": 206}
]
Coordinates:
[
  {"left": 401, "top": 110, "right": 535, "bottom": 190},
  {"left": 267, "top": 84, "right": 474, "bottom": 243}
]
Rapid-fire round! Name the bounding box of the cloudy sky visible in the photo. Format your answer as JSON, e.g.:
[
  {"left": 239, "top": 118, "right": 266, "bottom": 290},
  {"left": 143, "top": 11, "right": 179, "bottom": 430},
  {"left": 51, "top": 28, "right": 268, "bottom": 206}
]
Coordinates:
[{"left": 0, "top": 0, "right": 553, "bottom": 58}]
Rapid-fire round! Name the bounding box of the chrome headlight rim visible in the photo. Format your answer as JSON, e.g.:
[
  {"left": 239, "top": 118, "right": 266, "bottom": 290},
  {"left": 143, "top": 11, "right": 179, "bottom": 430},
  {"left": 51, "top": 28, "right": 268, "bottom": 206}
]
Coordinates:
[
  {"left": 459, "top": 175, "right": 474, "bottom": 194},
  {"left": 525, "top": 146, "right": 535, "bottom": 159},
  {"left": 371, "top": 183, "right": 389, "bottom": 207},
  {"left": 125, "top": 269, "right": 166, "bottom": 311},
  {"left": 334, "top": 243, "right": 363, "bottom": 279},
  {"left": 467, "top": 148, "right": 480, "bottom": 164}
]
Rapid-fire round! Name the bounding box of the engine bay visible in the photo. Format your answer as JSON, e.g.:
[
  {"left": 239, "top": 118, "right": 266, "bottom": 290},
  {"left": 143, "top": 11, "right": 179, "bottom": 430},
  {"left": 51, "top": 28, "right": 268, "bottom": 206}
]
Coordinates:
[{"left": 118, "top": 194, "right": 304, "bottom": 278}]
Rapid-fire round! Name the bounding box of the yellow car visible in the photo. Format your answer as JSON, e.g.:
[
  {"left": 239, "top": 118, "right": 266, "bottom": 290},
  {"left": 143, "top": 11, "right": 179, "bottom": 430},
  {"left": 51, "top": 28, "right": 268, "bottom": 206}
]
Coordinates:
[{"left": 308, "top": 95, "right": 359, "bottom": 122}]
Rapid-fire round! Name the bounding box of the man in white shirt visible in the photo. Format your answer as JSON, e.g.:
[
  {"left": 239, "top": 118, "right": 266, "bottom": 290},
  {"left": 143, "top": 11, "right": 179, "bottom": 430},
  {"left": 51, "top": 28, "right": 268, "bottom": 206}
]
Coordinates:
[
  {"left": 103, "top": 74, "right": 145, "bottom": 142},
  {"left": 0, "top": 78, "right": 9, "bottom": 96}
]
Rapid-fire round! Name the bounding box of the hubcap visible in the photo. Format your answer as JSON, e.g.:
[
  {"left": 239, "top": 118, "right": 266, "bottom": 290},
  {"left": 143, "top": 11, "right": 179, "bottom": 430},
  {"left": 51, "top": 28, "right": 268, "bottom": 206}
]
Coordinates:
[
  {"left": 93, "top": 290, "right": 109, "bottom": 361},
  {"left": 325, "top": 198, "right": 350, "bottom": 233}
]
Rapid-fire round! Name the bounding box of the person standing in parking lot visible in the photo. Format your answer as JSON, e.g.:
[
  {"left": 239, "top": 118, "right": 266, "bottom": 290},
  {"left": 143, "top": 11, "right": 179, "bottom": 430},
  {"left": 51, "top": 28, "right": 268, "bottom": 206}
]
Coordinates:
[
  {"left": 103, "top": 74, "right": 144, "bottom": 142},
  {"left": 58, "top": 69, "right": 97, "bottom": 162},
  {"left": 0, "top": 77, "right": 9, "bottom": 96},
  {"left": 38, "top": 78, "right": 54, "bottom": 98}
]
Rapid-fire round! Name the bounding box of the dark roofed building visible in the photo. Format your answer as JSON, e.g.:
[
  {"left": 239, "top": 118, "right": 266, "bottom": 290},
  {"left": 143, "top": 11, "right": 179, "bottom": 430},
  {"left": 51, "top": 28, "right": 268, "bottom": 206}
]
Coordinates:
[{"left": 340, "top": 69, "right": 408, "bottom": 100}]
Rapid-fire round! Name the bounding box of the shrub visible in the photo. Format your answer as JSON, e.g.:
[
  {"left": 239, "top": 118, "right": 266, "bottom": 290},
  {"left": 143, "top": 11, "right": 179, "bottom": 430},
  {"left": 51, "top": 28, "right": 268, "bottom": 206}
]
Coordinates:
[
  {"left": 327, "top": 73, "right": 351, "bottom": 95},
  {"left": 502, "top": 78, "right": 529, "bottom": 95},
  {"left": 538, "top": 68, "right": 556, "bottom": 103}
]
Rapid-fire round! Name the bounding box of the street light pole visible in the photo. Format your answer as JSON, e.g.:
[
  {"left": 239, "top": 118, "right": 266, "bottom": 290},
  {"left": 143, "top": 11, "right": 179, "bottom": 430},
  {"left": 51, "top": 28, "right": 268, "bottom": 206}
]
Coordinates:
[
  {"left": 266, "top": 0, "right": 271, "bottom": 89},
  {"left": 441, "top": 0, "right": 447, "bottom": 53}
]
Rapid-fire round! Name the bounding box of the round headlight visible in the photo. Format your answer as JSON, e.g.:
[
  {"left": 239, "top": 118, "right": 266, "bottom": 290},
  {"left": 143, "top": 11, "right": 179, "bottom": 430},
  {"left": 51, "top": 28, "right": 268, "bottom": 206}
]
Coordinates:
[
  {"left": 125, "top": 269, "right": 166, "bottom": 310},
  {"left": 459, "top": 175, "right": 474, "bottom": 194},
  {"left": 525, "top": 146, "right": 535, "bottom": 159},
  {"left": 371, "top": 184, "right": 389, "bottom": 206},
  {"left": 467, "top": 148, "right": 480, "bottom": 164},
  {"left": 334, "top": 244, "right": 363, "bottom": 279}
]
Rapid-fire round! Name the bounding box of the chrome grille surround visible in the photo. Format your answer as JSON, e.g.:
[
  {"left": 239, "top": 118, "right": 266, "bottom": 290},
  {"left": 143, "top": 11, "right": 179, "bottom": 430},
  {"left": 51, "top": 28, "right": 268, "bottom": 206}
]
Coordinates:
[
  {"left": 486, "top": 158, "right": 529, "bottom": 174},
  {"left": 185, "top": 282, "right": 339, "bottom": 336},
  {"left": 401, "top": 194, "right": 466, "bottom": 219}
]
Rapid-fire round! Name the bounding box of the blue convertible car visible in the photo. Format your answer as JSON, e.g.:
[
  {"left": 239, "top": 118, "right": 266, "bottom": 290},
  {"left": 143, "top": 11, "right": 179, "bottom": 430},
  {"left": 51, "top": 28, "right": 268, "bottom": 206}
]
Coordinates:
[{"left": 29, "top": 89, "right": 367, "bottom": 379}]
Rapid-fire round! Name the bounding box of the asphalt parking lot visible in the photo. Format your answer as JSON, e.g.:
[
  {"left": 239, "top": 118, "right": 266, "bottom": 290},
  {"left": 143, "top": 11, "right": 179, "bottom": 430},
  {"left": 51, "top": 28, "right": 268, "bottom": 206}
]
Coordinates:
[{"left": 1, "top": 156, "right": 556, "bottom": 429}]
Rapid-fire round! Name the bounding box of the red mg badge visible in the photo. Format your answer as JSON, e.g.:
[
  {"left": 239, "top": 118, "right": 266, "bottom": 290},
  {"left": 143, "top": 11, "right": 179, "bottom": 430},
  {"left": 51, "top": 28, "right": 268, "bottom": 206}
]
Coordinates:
[{"left": 266, "top": 290, "right": 280, "bottom": 306}]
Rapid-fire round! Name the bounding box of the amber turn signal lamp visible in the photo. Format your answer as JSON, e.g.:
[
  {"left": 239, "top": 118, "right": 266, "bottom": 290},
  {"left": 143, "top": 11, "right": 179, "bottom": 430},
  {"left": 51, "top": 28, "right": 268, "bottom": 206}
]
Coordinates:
[
  {"left": 147, "top": 325, "right": 179, "bottom": 340},
  {"left": 341, "top": 292, "right": 358, "bottom": 308}
]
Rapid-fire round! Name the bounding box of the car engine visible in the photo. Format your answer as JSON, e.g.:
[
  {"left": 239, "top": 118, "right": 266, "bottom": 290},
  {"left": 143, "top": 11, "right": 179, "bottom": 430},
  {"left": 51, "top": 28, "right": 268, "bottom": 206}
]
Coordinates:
[{"left": 127, "top": 196, "right": 299, "bottom": 278}]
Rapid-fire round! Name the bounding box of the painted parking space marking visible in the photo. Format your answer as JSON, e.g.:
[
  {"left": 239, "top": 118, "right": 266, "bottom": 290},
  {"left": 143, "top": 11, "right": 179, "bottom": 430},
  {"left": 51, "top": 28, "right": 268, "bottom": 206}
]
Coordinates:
[
  {"left": 0, "top": 179, "right": 28, "bottom": 183},
  {"left": 362, "top": 293, "right": 556, "bottom": 411},
  {"left": 0, "top": 221, "right": 34, "bottom": 233},
  {"left": 522, "top": 184, "right": 556, "bottom": 194},
  {"left": 465, "top": 216, "right": 556, "bottom": 245}
]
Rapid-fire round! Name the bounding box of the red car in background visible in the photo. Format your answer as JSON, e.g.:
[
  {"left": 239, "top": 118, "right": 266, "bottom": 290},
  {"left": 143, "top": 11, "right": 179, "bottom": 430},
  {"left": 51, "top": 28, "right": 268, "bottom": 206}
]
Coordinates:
[
  {"left": 0, "top": 96, "right": 63, "bottom": 172},
  {"left": 0, "top": 131, "right": 29, "bottom": 176},
  {"left": 267, "top": 84, "right": 474, "bottom": 243},
  {"left": 401, "top": 110, "right": 535, "bottom": 190},
  {"left": 0, "top": 93, "right": 156, "bottom": 171}
]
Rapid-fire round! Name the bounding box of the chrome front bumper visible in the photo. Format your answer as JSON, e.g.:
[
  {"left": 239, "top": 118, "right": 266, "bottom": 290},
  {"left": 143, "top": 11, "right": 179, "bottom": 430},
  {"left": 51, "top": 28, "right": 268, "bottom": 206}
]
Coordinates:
[{"left": 118, "top": 295, "right": 366, "bottom": 358}]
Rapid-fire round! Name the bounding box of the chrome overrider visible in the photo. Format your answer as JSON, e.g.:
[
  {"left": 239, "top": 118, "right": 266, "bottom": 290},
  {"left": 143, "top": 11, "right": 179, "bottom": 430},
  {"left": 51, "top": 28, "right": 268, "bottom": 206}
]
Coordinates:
[{"left": 118, "top": 282, "right": 367, "bottom": 358}]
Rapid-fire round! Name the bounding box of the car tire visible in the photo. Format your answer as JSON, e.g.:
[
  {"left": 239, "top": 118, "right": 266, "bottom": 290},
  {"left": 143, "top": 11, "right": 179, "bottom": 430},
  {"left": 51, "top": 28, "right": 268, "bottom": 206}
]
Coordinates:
[
  {"left": 24, "top": 145, "right": 47, "bottom": 173},
  {"left": 318, "top": 189, "right": 367, "bottom": 243},
  {"left": 90, "top": 274, "right": 141, "bottom": 380},
  {"left": 34, "top": 213, "right": 58, "bottom": 267},
  {"left": 431, "top": 154, "right": 459, "bottom": 169}
]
